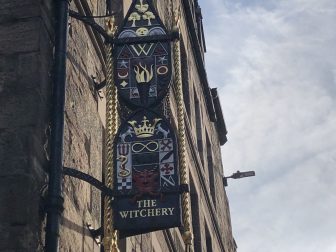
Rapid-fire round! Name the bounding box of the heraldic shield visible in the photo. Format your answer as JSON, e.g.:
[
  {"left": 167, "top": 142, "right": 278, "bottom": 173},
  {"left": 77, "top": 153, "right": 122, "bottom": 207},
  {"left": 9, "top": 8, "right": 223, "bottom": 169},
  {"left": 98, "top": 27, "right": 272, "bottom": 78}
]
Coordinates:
[
  {"left": 114, "top": 0, "right": 172, "bottom": 108},
  {"left": 113, "top": 109, "right": 181, "bottom": 237}
]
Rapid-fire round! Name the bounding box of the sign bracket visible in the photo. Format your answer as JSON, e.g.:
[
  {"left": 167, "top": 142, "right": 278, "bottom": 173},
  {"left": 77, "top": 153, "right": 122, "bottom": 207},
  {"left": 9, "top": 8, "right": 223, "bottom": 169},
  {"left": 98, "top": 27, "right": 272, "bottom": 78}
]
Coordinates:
[
  {"left": 69, "top": 10, "right": 111, "bottom": 41},
  {"left": 69, "top": 10, "right": 179, "bottom": 44},
  {"left": 87, "top": 223, "right": 103, "bottom": 245},
  {"left": 63, "top": 167, "right": 115, "bottom": 197}
]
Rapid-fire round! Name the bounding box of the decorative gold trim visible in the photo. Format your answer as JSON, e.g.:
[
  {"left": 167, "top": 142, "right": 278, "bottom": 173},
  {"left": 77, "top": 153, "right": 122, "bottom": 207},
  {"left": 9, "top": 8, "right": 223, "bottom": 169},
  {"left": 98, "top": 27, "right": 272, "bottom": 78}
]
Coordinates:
[
  {"left": 103, "top": 17, "right": 119, "bottom": 252},
  {"left": 173, "top": 6, "right": 194, "bottom": 252}
]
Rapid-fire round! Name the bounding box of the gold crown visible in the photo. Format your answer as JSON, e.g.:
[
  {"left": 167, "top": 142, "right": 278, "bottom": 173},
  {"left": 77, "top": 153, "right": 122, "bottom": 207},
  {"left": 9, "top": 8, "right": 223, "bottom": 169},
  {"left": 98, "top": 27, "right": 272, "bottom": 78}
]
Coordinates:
[{"left": 128, "top": 116, "right": 161, "bottom": 138}]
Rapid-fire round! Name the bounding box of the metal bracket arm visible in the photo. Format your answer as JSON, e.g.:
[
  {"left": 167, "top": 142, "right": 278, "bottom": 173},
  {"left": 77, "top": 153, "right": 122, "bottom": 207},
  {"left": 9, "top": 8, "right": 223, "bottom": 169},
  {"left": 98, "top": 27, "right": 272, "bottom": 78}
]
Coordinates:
[
  {"left": 91, "top": 76, "right": 106, "bottom": 91},
  {"left": 113, "top": 31, "right": 179, "bottom": 45},
  {"left": 63, "top": 167, "right": 114, "bottom": 197},
  {"left": 69, "top": 10, "right": 111, "bottom": 41},
  {"left": 87, "top": 224, "right": 103, "bottom": 240},
  {"left": 69, "top": 10, "right": 179, "bottom": 45}
]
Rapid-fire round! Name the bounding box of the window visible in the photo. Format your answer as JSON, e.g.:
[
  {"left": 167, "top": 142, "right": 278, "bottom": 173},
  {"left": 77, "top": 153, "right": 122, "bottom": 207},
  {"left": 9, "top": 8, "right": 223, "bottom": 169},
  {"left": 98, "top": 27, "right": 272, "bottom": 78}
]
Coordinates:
[
  {"left": 181, "top": 39, "right": 191, "bottom": 117},
  {"left": 206, "top": 133, "right": 216, "bottom": 207},
  {"left": 194, "top": 92, "right": 203, "bottom": 164},
  {"left": 205, "top": 224, "right": 213, "bottom": 252},
  {"left": 190, "top": 177, "right": 202, "bottom": 250}
]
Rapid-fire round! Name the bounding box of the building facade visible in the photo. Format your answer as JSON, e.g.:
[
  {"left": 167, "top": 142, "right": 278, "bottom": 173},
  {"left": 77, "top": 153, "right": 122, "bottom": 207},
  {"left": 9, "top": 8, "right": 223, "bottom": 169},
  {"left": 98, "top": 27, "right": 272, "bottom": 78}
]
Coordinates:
[{"left": 0, "top": 0, "right": 236, "bottom": 251}]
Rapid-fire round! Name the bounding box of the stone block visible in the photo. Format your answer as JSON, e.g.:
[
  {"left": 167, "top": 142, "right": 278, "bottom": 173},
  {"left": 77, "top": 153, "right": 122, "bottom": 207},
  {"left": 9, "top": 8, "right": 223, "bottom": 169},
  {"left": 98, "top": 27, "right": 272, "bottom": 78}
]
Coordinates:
[
  {"left": 0, "top": 0, "right": 40, "bottom": 23},
  {"left": 0, "top": 129, "right": 30, "bottom": 176},
  {"left": 0, "top": 52, "right": 43, "bottom": 92},
  {"left": 0, "top": 53, "right": 18, "bottom": 73},
  {"left": 0, "top": 127, "right": 48, "bottom": 178},
  {"left": 0, "top": 175, "right": 40, "bottom": 225},
  {"left": 0, "top": 223, "right": 43, "bottom": 251},
  {"left": 0, "top": 174, "right": 44, "bottom": 251},
  {"left": 0, "top": 53, "right": 51, "bottom": 129},
  {"left": 18, "top": 51, "right": 52, "bottom": 101},
  {"left": 0, "top": 89, "right": 44, "bottom": 129},
  {"left": 0, "top": 18, "right": 40, "bottom": 54}
]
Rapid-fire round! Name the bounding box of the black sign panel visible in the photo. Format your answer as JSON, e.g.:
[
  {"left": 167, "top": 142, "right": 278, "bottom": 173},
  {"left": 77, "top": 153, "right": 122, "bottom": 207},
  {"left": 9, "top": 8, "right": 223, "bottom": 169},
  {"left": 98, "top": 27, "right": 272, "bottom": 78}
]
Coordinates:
[
  {"left": 113, "top": 109, "right": 181, "bottom": 237},
  {"left": 114, "top": 0, "right": 172, "bottom": 108}
]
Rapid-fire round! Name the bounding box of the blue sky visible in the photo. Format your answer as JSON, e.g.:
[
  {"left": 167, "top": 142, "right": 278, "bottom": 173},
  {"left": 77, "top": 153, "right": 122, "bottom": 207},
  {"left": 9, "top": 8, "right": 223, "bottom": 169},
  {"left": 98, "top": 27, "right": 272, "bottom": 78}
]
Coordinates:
[{"left": 198, "top": 0, "right": 336, "bottom": 251}]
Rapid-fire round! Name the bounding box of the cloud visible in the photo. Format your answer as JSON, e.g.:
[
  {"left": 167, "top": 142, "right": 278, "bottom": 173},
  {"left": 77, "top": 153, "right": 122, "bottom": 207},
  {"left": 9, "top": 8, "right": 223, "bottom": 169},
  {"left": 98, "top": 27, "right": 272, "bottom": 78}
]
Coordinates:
[{"left": 200, "top": 0, "right": 336, "bottom": 251}]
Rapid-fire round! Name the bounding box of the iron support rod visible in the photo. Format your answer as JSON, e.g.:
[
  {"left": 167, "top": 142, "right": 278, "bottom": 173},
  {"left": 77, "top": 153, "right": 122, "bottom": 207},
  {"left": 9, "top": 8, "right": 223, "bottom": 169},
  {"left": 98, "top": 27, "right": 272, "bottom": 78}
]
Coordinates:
[{"left": 45, "top": 0, "right": 69, "bottom": 251}]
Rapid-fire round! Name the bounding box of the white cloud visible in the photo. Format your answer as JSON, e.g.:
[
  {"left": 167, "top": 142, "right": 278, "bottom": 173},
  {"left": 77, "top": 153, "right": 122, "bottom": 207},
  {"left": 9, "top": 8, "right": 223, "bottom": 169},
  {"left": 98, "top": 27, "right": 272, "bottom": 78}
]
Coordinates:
[{"left": 200, "top": 0, "right": 336, "bottom": 251}]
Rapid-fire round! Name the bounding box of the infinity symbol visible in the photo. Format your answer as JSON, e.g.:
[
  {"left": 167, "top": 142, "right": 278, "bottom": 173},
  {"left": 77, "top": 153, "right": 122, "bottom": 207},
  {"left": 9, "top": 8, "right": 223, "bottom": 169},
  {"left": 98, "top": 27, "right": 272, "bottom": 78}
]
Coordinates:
[{"left": 132, "top": 141, "right": 158, "bottom": 153}]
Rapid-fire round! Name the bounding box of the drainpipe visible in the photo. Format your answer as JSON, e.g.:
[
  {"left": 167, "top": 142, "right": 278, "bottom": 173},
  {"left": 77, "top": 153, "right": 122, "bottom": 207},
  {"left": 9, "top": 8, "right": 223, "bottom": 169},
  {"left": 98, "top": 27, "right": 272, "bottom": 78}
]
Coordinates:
[{"left": 45, "top": 0, "right": 69, "bottom": 251}]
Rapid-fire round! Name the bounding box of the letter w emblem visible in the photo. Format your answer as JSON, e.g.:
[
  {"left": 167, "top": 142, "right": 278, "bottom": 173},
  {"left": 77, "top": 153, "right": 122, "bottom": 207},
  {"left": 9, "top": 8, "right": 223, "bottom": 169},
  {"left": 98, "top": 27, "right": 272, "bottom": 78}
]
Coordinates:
[{"left": 131, "top": 43, "right": 154, "bottom": 56}]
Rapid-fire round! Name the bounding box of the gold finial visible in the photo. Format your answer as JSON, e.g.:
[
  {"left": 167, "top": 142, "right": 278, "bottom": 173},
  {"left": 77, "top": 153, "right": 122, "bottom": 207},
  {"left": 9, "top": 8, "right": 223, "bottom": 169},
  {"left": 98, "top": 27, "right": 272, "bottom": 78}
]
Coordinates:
[
  {"left": 105, "top": 16, "right": 118, "bottom": 36},
  {"left": 173, "top": 5, "right": 181, "bottom": 29},
  {"left": 182, "top": 231, "right": 193, "bottom": 245}
]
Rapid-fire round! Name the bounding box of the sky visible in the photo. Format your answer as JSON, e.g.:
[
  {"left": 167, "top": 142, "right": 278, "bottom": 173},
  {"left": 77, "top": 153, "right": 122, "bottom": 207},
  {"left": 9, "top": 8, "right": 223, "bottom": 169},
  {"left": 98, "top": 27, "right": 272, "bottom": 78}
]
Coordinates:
[{"left": 198, "top": 0, "right": 336, "bottom": 251}]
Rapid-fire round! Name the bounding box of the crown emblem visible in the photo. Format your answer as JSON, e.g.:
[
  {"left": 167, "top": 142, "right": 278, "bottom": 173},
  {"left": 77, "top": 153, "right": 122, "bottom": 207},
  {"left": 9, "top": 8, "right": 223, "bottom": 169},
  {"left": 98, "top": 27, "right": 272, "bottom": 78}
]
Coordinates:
[{"left": 128, "top": 116, "right": 161, "bottom": 138}]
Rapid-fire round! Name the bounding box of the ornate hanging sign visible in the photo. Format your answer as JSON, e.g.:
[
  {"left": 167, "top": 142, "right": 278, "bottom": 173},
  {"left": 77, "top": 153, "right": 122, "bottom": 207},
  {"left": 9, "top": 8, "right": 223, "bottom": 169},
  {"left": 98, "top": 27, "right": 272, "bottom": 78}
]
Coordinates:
[
  {"left": 114, "top": 0, "right": 172, "bottom": 108},
  {"left": 113, "top": 109, "right": 181, "bottom": 237}
]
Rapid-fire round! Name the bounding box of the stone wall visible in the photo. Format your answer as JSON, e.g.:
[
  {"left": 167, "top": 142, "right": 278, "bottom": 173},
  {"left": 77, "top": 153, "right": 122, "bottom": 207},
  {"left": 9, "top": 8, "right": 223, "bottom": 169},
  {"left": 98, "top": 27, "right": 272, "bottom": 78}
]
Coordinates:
[
  {"left": 0, "top": 0, "right": 105, "bottom": 250},
  {"left": 59, "top": 0, "right": 106, "bottom": 251},
  {"left": 0, "top": 0, "right": 53, "bottom": 250}
]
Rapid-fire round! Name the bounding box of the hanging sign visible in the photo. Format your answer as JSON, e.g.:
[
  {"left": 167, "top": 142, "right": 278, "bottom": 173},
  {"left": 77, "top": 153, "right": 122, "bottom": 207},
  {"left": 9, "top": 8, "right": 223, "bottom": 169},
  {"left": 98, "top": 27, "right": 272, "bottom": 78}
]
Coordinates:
[
  {"left": 113, "top": 109, "right": 181, "bottom": 237},
  {"left": 114, "top": 0, "right": 172, "bottom": 108}
]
